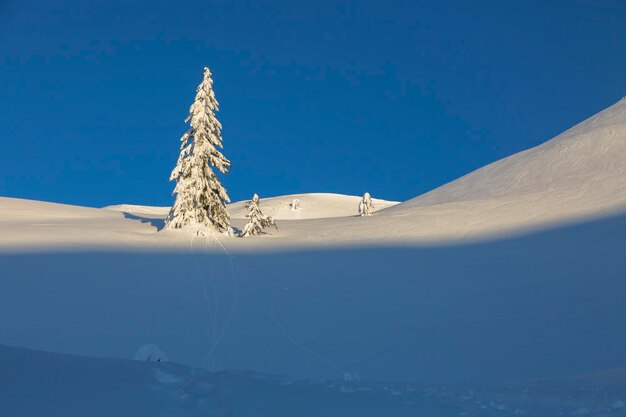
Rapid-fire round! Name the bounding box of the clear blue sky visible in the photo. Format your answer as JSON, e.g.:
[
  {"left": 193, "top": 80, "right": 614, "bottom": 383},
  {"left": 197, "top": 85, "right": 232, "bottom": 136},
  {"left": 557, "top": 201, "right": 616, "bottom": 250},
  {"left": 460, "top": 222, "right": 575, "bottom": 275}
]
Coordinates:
[{"left": 1, "top": 0, "right": 625, "bottom": 207}]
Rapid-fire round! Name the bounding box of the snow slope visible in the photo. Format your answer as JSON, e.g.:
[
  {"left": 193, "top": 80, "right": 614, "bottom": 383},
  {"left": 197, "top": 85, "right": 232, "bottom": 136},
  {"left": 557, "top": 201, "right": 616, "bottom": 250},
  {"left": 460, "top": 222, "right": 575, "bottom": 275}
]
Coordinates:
[
  {"left": 227, "top": 193, "right": 398, "bottom": 220},
  {"left": 29, "top": 98, "right": 626, "bottom": 249},
  {"left": 2, "top": 213, "right": 625, "bottom": 384},
  {"left": 380, "top": 98, "right": 626, "bottom": 232},
  {"left": 4, "top": 97, "right": 625, "bottom": 249},
  {"left": 0, "top": 197, "right": 162, "bottom": 250},
  {"left": 266, "top": 97, "right": 626, "bottom": 244},
  {"left": 105, "top": 193, "right": 398, "bottom": 221},
  {"left": 0, "top": 192, "right": 397, "bottom": 250},
  {"left": 3, "top": 344, "right": 625, "bottom": 417},
  {"left": 0, "top": 345, "right": 416, "bottom": 417}
]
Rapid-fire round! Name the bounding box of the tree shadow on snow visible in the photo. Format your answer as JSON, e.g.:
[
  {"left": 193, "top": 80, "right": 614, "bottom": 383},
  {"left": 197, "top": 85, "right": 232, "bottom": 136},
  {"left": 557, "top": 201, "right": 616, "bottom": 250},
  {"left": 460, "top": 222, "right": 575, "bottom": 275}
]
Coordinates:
[{"left": 122, "top": 212, "right": 166, "bottom": 231}]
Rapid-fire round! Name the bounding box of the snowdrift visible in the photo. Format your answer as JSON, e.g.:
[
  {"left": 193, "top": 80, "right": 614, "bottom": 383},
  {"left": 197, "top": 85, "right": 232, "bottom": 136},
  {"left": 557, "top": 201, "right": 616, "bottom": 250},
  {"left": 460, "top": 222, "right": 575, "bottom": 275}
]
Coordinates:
[{"left": 3, "top": 344, "right": 625, "bottom": 417}]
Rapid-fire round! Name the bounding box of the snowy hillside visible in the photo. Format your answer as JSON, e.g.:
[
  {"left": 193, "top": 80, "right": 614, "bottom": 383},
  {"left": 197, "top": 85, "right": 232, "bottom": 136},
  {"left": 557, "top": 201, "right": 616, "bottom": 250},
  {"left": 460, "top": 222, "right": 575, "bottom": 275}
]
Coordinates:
[
  {"left": 0, "top": 345, "right": 418, "bottom": 417},
  {"left": 4, "top": 344, "right": 626, "bottom": 417},
  {"left": 109, "top": 98, "right": 626, "bottom": 244},
  {"left": 4, "top": 98, "right": 626, "bottom": 250},
  {"left": 0, "top": 197, "right": 160, "bottom": 250},
  {"left": 2, "top": 213, "right": 625, "bottom": 384},
  {"left": 105, "top": 193, "right": 398, "bottom": 221},
  {"left": 1, "top": 99, "right": 626, "bottom": 415},
  {"left": 380, "top": 97, "right": 626, "bottom": 233},
  {"left": 227, "top": 193, "right": 398, "bottom": 220},
  {"left": 0, "top": 192, "right": 397, "bottom": 249}
]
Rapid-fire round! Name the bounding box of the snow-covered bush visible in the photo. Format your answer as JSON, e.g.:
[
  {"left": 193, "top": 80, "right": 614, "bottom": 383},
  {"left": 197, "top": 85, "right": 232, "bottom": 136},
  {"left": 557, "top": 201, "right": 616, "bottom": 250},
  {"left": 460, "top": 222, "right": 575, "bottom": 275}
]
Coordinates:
[
  {"left": 134, "top": 344, "right": 168, "bottom": 363},
  {"left": 290, "top": 199, "right": 300, "bottom": 211},
  {"left": 166, "top": 67, "right": 231, "bottom": 232},
  {"left": 241, "top": 194, "right": 276, "bottom": 237},
  {"left": 358, "top": 192, "right": 374, "bottom": 216}
]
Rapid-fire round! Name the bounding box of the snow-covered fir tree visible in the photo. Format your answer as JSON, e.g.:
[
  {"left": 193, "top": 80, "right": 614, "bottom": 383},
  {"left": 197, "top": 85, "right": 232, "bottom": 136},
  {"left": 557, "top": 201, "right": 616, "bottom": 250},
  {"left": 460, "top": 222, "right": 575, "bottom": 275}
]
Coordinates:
[
  {"left": 358, "top": 192, "right": 374, "bottom": 216},
  {"left": 241, "top": 194, "right": 277, "bottom": 237},
  {"left": 166, "top": 67, "right": 231, "bottom": 232}
]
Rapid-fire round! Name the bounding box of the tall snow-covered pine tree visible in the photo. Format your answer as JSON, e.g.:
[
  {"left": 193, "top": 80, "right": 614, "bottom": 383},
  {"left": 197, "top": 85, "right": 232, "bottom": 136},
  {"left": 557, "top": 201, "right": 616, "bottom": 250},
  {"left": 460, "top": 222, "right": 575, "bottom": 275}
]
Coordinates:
[
  {"left": 358, "top": 192, "right": 374, "bottom": 216},
  {"left": 166, "top": 67, "right": 231, "bottom": 232},
  {"left": 241, "top": 194, "right": 276, "bottom": 237}
]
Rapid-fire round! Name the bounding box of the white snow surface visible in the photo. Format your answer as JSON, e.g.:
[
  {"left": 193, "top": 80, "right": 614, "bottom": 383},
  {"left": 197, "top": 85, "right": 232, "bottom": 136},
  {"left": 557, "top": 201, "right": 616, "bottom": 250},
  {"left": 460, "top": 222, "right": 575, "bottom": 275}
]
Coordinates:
[
  {"left": 105, "top": 192, "right": 398, "bottom": 221},
  {"left": 227, "top": 192, "right": 398, "bottom": 220},
  {"left": 105, "top": 203, "right": 171, "bottom": 217}
]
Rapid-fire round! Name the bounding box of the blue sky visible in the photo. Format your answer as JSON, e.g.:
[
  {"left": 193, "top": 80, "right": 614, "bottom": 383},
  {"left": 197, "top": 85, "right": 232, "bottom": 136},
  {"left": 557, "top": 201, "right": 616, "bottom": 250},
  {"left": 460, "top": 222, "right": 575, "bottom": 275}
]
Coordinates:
[{"left": 1, "top": 0, "right": 625, "bottom": 207}]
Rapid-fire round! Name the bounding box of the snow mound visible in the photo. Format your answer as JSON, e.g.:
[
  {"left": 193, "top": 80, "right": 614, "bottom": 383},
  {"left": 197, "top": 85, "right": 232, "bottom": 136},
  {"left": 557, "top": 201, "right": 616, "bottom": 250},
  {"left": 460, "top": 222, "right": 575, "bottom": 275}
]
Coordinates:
[
  {"left": 384, "top": 98, "right": 626, "bottom": 222},
  {"left": 103, "top": 204, "right": 170, "bottom": 217},
  {"left": 104, "top": 194, "right": 398, "bottom": 221},
  {"left": 228, "top": 193, "right": 398, "bottom": 220},
  {"left": 0, "top": 197, "right": 161, "bottom": 250},
  {"left": 134, "top": 344, "right": 168, "bottom": 362}
]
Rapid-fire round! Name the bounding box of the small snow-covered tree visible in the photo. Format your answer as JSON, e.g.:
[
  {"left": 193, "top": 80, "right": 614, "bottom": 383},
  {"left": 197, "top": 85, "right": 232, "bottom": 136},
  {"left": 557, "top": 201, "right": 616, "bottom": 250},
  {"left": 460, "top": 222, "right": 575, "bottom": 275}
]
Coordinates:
[
  {"left": 290, "top": 199, "right": 300, "bottom": 211},
  {"left": 358, "top": 192, "right": 374, "bottom": 216},
  {"left": 166, "top": 67, "right": 231, "bottom": 232},
  {"left": 241, "top": 194, "right": 276, "bottom": 237}
]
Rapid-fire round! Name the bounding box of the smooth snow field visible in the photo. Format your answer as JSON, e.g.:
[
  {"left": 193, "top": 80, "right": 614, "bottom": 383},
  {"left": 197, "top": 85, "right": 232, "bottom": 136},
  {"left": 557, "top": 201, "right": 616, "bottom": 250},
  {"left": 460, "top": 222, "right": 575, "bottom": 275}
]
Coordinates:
[{"left": 1, "top": 98, "right": 626, "bottom": 415}]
